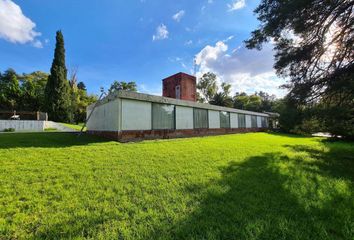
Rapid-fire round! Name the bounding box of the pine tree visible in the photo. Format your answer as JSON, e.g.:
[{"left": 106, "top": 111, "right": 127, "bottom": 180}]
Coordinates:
[{"left": 45, "top": 30, "right": 71, "bottom": 122}]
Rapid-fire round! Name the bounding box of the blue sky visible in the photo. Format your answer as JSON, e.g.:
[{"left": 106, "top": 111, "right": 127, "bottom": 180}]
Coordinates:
[{"left": 0, "top": 0, "right": 286, "bottom": 97}]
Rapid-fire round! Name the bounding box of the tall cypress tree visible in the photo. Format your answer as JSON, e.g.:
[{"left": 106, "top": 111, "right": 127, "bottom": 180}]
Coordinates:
[{"left": 45, "top": 30, "right": 71, "bottom": 122}]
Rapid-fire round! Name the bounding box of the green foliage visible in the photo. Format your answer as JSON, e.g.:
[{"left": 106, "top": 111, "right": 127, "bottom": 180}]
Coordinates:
[
  {"left": 45, "top": 31, "right": 72, "bottom": 122},
  {"left": 108, "top": 81, "right": 137, "bottom": 93},
  {"left": 3, "top": 128, "right": 15, "bottom": 132},
  {"left": 271, "top": 97, "right": 302, "bottom": 132},
  {"left": 247, "top": 0, "right": 354, "bottom": 138},
  {"left": 77, "top": 81, "right": 86, "bottom": 91},
  {"left": 233, "top": 91, "right": 277, "bottom": 112},
  {"left": 18, "top": 71, "right": 49, "bottom": 111},
  {"left": 0, "top": 132, "right": 353, "bottom": 239},
  {"left": 210, "top": 82, "right": 233, "bottom": 107},
  {"left": 0, "top": 69, "right": 21, "bottom": 110},
  {"left": 319, "top": 69, "right": 354, "bottom": 139},
  {"left": 197, "top": 72, "right": 218, "bottom": 103}
]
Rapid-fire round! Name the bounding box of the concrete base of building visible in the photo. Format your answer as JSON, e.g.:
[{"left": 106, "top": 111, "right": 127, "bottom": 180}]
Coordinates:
[{"left": 87, "top": 128, "right": 266, "bottom": 142}]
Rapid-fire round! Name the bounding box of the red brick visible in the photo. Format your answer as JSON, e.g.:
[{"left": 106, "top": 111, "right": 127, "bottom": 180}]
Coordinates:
[
  {"left": 87, "top": 128, "right": 266, "bottom": 142},
  {"left": 162, "top": 72, "right": 196, "bottom": 101}
]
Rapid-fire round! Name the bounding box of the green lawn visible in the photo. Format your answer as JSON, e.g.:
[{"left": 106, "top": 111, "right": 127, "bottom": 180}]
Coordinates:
[
  {"left": 0, "top": 132, "right": 353, "bottom": 239},
  {"left": 61, "top": 122, "right": 86, "bottom": 131}
]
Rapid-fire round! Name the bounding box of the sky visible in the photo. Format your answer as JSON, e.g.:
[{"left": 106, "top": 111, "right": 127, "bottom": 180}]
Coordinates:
[{"left": 0, "top": 0, "right": 287, "bottom": 97}]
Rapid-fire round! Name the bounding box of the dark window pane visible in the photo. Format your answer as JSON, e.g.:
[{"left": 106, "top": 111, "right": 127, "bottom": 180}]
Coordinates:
[
  {"left": 261, "top": 117, "right": 267, "bottom": 128},
  {"left": 238, "top": 114, "right": 246, "bottom": 128},
  {"left": 194, "top": 108, "right": 208, "bottom": 129},
  {"left": 251, "top": 115, "right": 257, "bottom": 128},
  {"left": 152, "top": 103, "right": 175, "bottom": 130},
  {"left": 220, "top": 111, "right": 230, "bottom": 128}
]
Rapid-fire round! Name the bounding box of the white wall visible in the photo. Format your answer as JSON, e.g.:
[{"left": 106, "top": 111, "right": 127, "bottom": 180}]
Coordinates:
[
  {"left": 208, "top": 110, "right": 220, "bottom": 128},
  {"left": 230, "top": 113, "right": 238, "bottom": 128},
  {"left": 176, "top": 106, "right": 193, "bottom": 129},
  {"left": 245, "top": 115, "right": 252, "bottom": 128},
  {"left": 0, "top": 120, "right": 45, "bottom": 132},
  {"left": 257, "top": 116, "right": 262, "bottom": 128},
  {"left": 121, "top": 99, "right": 151, "bottom": 130},
  {"left": 86, "top": 99, "right": 120, "bottom": 131}
]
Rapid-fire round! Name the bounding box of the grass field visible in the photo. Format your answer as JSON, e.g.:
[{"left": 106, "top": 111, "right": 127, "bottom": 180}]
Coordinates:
[
  {"left": 0, "top": 132, "right": 353, "bottom": 239},
  {"left": 60, "top": 122, "right": 86, "bottom": 131}
]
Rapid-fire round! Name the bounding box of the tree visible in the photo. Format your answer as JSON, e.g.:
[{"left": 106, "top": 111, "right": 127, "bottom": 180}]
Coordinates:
[
  {"left": 19, "top": 71, "right": 48, "bottom": 111},
  {"left": 77, "top": 82, "right": 86, "bottom": 91},
  {"left": 258, "top": 91, "right": 276, "bottom": 112},
  {"left": 197, "top": 72, "right": 218, "bottom": 103},
  {"left": 246, "top": 0, "right": 354, "bottom": 138},
  {"left": 108, "top": 81, "right": 137, "bottom": 93},
  {"left": 233, "top": 92, "right": 263, "bottom": 112},
  {"left": 0, "top": 69, "right": 21, "bottom": 110},
  {"left": 45, "top": 31, "right": 72, "bottom": 122},
  {"left": 210, "top": 82, "right": 233, "bottom": 107}
]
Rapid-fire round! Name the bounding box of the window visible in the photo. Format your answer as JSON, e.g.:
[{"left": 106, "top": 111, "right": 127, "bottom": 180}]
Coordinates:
[
  {"left": 251, "top": 115, "right": 257, "bottom": 128},
  {"left": 261, "top": 117, "right": 268, "bottom": 128},
  {"left": 152, "top": 103, "right": 175, "bottom": 130},
  {"left": 220, "top": 111, "right": 230, "bottom": 128},
  {"left": 194, "top": 108, "right": 208, "bottom": 129},
  {"left": 238, "top": 114, "right": 246, "bottom": 128},
  {"left": 175, "top": 85, "right": 180, "bottom": 99}
]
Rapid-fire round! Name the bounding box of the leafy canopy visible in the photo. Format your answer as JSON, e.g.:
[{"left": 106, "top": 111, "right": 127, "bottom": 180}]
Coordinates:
[
  {"left": 246, "top": 0, "right": 354, "bottom": 103},
  {"left": 108, "top": 81, "right": 137, "bottom": 94}
]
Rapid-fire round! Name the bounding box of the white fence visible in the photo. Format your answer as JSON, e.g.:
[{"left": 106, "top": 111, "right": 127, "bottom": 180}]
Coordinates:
[{"left": 0, "top": 120, "right": 45, "bottom": 132}]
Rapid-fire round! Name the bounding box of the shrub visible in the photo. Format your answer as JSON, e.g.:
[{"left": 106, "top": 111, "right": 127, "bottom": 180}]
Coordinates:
[{"left": 4, "top": 128, "right": 15, "bottom": 132}]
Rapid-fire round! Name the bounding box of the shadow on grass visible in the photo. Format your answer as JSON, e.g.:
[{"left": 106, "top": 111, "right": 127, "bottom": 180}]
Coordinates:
[
  {"left": 0, "top": 132, "right": 108, "bottom": 149},
  {"left": 151, "top": 150, "right": 353, "bottom": 239},
  {"left": 285, "top": 142, "right": 354, "bottom": 182},
  {"left": 266, "top": 131, "right": 316, "bottom": 139},
  {"left": 2, "top": 135, "right": 352, "bottom": 239}
]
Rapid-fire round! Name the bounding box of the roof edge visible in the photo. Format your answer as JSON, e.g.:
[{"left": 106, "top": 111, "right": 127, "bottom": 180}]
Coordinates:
[{"left": 88, "top": 90, "right": 270, "bottom": 117}]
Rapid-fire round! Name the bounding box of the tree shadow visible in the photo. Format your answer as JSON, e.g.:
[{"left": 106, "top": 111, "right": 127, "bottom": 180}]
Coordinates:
[
  {"left": 0, "top": 132, "right": 108, "bottom": 149},
  {"left": 150, "top": 151, "right": 353, "bottom": 239},
  {"left": 284, "top": 141, "right": 354, "bottom": 182},
  {"left": 266, "top": 131, "right": 315, "bottom": 139}
]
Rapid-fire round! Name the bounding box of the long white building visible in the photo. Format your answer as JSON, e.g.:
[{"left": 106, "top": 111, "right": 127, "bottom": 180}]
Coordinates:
[{"left": 86, "top": 90, "right": 269, "bottom": 142}]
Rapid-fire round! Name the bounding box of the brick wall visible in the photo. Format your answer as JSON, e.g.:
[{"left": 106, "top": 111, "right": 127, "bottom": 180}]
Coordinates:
[{"left": 162, "top": 72, "right": 196, "bottom": 101}]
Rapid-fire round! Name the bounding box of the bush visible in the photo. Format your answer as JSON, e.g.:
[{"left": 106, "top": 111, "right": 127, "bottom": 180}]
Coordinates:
[{"left": 4, "top": 128, "right": 15, "bottom": 132}]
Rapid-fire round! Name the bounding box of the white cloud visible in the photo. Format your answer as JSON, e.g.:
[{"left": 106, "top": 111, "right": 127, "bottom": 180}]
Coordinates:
[
  {"left": 0, "top": 0, "right": 42, "bottom": 46},
  {"left": 195, "top": 39, "right": 287, "bottom": 97},
  {"left": 32, "top": 39, "right": 43, "bottom": 48},
  {"left": 228, "top": 0, "right": 246, "bottom": 11},
  {"left": 172, "top": 10, "right": 185, "bottom": 22},
  {"left": 152, "top": 24, "right": 169, "bottom": 41},
  {"left": 139, "top": 83, "right": 161, "bottom": 96},
  {"left": 185, "top": 40, "right": 193, "bottom": 45}
]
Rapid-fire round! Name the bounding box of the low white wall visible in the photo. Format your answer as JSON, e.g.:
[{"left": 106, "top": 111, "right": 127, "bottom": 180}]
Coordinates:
[
  {"left": 121, "top": 99, "right": 151, "bottom": 130},
  {"left": 245, "top": 115, "right": 252, "bottom": 128},
  {"left": 230, "top": 113, "right": 238, "bottom": 128},
  {"left": 208, "top": 110, "right": 220, "bottom": 128},
  {"left": 86, "top": 99, "right": 120, "bottom": 131},
  {"left": 0, "top": 120, "right": 45, "bottom": 132},
  {"left": 176, "top": 106, "right": 193, "bottom": 130}
]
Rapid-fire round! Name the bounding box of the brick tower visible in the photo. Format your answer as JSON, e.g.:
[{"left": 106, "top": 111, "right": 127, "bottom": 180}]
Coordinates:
[{"left": 162, "top": 72, "right": 196, "bottom": 102}]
